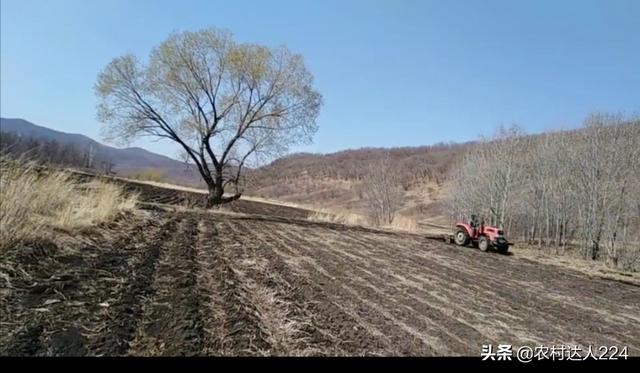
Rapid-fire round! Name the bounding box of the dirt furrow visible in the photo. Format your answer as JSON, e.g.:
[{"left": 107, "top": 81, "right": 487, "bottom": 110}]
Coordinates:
[
  {"left": 352, "top": 230, "right": 639, "bottom": 323},
  {"left": 1, "top": 213, "right": 163, "bottom": 356},
  {"left": 193, "top": 218, "right": 227, "bottom": 354},
  {"left": 272, "top": 220, "right": 639, "bottom": 353},
  {"left": 88, "top": 215, "right": 173, "bottom": 355},
  {"left": 222, "top": 218, "right": 391, "bottom": 355},
  {"left": 128, "top": 214, "right": 205, "bottom": 356},
  {"left": 315, "top": 226, "right": 640, "bottom": 349},
  {"left": 347, "top": 232, "right": 637, "bottom": 349},
  {"left": 280, "top": 226, "right": 492, "bottom": 354},
  {"left": 299, "top": 227, "right": 551, "bottom": 339},
  {"left": 256, "top": 222, "right": 435, "bottom": 355},
  {"left": 409, "top": 242, "right": 640, "bottom": 316},
  {"left": 202, "top": 219, "right": 273, "bottom": 355}
]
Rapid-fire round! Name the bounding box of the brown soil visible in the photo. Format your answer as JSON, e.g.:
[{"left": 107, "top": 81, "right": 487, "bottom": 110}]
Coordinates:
[{"left": 1, "top": 180, "right": 638, "bottom": 356}]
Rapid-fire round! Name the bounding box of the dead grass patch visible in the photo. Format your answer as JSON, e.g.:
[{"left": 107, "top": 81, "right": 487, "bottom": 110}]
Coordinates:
[
  {"left": 307, "top": 208, "right": 371, "bottom": 227},
  {"left": 383, "top": 215, "right": 419, "bottom": 232},
  {"left": 0, "top": 158, "right": 138, "bottom": 250},
  {"left": 512, "top": 244, "right": 640, "bottom": 285}
]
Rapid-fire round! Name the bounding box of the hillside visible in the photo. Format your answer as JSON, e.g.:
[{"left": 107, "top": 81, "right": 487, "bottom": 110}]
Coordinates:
[
  {"left": 0, "top": 118, "right": 203, "bottom": 186},
  {"left": 247, "top": 143, "right": 471, "bottom": 226}
]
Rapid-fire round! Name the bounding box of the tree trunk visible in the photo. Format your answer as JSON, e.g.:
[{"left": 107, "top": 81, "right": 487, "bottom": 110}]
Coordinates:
[
  {"left": 206, "top": 183, "right": 225, "bottom": 208},
  {"left": 205, "top": 187, "right": 242, "bottom": 207},
  {"left": 205, "top": 176, "right": 242, "bottom": 208}
]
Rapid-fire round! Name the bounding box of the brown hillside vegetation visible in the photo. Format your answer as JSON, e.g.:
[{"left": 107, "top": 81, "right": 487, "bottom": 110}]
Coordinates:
[
  {"left": 247, "top": 143, "right": 470, "bottom": 227},
  {"left": 1, "top": 176, "right": 639, "bottom": 356}
]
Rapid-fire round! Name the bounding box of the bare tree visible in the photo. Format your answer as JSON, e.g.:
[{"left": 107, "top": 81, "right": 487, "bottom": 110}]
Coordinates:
[
  {"left": 447, "top": 124, "right": 526, "bottom": 228},
  {"left": 95, "top": 28, "right": 322, "bottom": 207},
  {"left": 361, "top": 154, "right": 403, "bottom": 226}
]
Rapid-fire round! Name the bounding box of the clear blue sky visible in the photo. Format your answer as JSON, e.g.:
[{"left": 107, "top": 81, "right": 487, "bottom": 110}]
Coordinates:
[{"left": 2, "top": 0, "right": 639, "bottom": 158}]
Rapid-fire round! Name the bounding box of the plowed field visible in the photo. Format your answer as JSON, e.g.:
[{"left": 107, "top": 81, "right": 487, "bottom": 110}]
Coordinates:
[{"left": 1, "top": 180, "right": 638, "bottom": 356}]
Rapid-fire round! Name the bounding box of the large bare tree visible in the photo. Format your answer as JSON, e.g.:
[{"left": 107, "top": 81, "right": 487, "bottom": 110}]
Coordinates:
[{"left": 95, "top": 28, "right": 322, "bottom": 206}]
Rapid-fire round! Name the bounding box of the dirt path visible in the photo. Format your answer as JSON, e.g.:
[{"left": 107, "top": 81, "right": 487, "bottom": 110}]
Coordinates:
[{"left": 1, "top": 209, "right": 638, "bottom": 356}]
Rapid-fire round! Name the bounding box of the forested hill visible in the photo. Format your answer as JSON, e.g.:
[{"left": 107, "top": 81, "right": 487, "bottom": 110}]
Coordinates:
[{"left": 246, "top": 143, "right": 472, "bottom": 217}]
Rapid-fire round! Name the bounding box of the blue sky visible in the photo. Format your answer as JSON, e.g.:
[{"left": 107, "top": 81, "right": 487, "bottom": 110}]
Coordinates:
[{"left": 1, "top": 0, "right": 639, "bottom": 158}]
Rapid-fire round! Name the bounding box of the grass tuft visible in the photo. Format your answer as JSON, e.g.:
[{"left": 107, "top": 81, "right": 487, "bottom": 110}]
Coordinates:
[{"left": 0, "top": 157, "right": 138, "bottom": 250}]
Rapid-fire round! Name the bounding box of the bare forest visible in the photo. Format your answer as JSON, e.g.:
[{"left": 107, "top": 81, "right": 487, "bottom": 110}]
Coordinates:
[{"left": 449, "top": 113, "right": 640, "bottom": 271}]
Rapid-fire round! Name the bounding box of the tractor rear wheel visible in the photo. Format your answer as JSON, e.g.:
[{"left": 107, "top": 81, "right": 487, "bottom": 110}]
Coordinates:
[
  {"left": 454, "top": 229, "right": 470, "bottom": 246},
  {"left": 478, "top": 236, "right": 490, "bottom": 252}
]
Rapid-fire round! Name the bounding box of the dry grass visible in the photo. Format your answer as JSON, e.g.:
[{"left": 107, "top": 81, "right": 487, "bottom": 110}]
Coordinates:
[
  {"left": 307, "top": 208, "right": 371, "bottom": 227},
  {"left": 384, "top": 215, "right": 419, "bottom": 232},
  {"left": 308, "top": 207, "right": 423, "bottom": 234},
  {"left": 511, "top": 244, "right": 640, "bottom": 285},
  {"left": 124, "top": 168, "right": 168, "bottom": 183},
  {"left": 0, "top": 158, "right": 138, "bottom": 250}
]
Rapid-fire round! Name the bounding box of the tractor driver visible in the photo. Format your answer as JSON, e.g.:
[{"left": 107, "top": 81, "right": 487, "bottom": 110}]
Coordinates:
[
  {"left": 470, "top": 214, "right": 478, "bottom": 227},
  {"left": 470, "top": 214, "right": 478, "bottom": 235}
]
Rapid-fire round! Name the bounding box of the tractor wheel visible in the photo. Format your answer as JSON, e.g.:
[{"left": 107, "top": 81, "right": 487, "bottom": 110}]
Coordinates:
[
  {"left": 454, "top": 229, "right": 470, "bottom": 246},
  {"left": 478, "top": 236, "right": 490, "bottom": 252}
]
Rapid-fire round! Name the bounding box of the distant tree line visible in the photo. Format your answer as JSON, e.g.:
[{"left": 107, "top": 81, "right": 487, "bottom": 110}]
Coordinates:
[
  {"left": 448, "top": 113, "right": 640, "bottom": 271},
  {"left": 0, "top": 131, "right": 115, "bottom": 174}
]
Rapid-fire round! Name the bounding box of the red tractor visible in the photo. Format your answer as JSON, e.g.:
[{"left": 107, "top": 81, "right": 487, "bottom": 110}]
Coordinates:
[{"left": 453, "top": 214, "right": 512, "bottom": 253}]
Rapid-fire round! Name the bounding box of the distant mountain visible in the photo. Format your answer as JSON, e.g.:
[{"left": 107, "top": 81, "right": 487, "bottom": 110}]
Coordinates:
[{"left": 0, "top": 118, "right": 203, "bottom": 186}]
